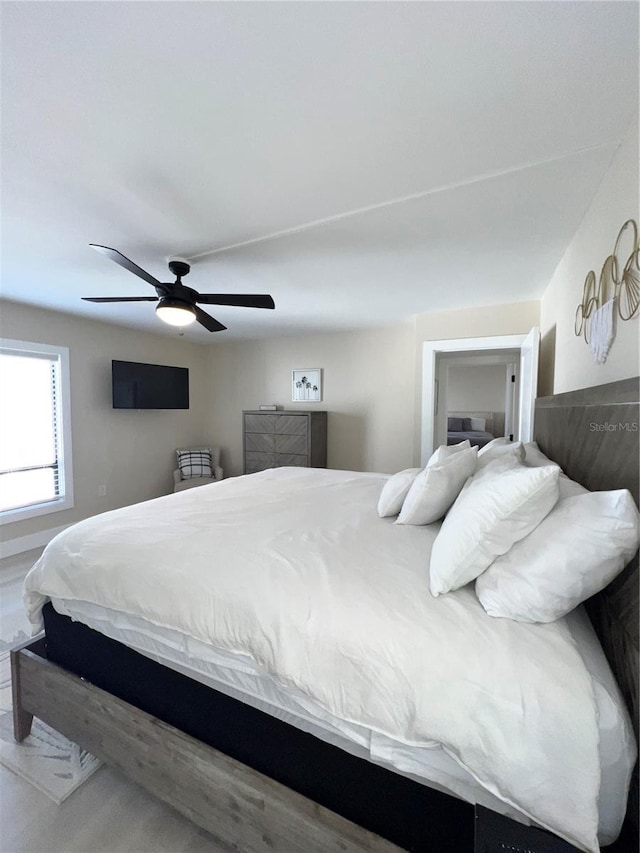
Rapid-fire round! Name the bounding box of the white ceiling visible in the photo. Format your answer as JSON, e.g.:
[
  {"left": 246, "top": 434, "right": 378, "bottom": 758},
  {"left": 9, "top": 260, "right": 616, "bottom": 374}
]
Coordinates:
[{"left": 1, "top": 2, "right": 637, "bottom": 342}]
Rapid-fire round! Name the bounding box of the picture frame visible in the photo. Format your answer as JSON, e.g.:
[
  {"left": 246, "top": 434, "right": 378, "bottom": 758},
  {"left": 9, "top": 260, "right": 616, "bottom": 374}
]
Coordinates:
[{"left": 292, "top": 368, "right": 322, "bottom": 402}]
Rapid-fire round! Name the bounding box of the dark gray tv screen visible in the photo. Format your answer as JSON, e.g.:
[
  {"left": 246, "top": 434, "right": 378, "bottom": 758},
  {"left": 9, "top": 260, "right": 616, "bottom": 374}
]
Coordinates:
[{"left": 112, "top": 360, "right": 189, "bottom": 409}]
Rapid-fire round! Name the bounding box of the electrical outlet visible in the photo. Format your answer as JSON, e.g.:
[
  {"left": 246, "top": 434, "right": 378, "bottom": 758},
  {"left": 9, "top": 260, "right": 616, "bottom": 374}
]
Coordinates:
[{"left": 98, "top": 485, "right": 107, "bottom": 497}]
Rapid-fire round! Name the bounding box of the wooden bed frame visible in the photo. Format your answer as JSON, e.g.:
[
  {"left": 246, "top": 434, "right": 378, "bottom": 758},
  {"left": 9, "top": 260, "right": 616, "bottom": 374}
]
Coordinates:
[
  {"left": 11, "top": 636, "right": 399, "bottom": 853},
  {"left": 11, "top": 377, "right": 640, "bottom": 852}
]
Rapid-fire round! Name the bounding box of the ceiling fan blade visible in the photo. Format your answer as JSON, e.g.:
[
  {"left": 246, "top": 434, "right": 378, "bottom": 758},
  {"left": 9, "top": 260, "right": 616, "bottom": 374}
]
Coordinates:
[
  {"left": 82, "top": 296, "right": 159, "bottom": 303},
  {"left": 90, "top": 244, "right": 168, "bottom": 293},
  {"left": 194, "top": 306, "right": 227, "bottom": 332},
  {"left": 196, "top": 294, "right": 275, "bottom": 309}
]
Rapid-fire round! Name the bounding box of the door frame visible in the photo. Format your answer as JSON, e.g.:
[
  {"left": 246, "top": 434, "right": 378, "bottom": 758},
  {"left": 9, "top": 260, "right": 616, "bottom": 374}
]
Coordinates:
[
  {"left": 433, "top": 351, "right": 520, "bottom": 450},
  {"left": 421, "top": 332, "right": 536, "bottom": 465}
]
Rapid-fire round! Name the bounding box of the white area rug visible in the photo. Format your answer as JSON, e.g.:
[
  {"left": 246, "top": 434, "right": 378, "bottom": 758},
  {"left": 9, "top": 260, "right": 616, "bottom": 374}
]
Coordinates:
[{"left": 0, "top": 594, "right": 101, "bottom": 803}]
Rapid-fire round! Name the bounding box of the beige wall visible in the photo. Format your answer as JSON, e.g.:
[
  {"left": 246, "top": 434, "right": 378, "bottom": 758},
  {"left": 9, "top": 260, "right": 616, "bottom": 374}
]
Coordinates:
[
  {"left": 1, "top": 300, "right": 210, "bottom": 545},
  {"left": 414, "top": 301, "right": 539, "bottom": 345},
  {"left": 540, "top": 118, "right": 640, "bottom": 395},
  {"left": 204, "top": 324, "right": 416, "bottom": 477}
]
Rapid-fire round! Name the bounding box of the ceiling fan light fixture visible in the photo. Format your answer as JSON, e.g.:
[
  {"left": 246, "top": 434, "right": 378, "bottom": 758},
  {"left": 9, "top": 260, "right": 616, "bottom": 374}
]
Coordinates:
[
  {"left": 155, "top": 297, "right": 197, "bottom": 327},
  {"left": 86, "top": 245, "right": 271, "bottom": 332}
]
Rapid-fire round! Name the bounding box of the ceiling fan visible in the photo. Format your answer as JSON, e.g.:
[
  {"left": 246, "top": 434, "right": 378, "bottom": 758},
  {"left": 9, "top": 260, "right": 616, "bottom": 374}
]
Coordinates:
[{"left": 83, "top": 245, "right": 275, "bottom": 332}]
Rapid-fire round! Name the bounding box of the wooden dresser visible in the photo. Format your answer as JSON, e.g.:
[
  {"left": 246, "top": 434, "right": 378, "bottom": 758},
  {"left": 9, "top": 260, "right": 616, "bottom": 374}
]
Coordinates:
[{"left": 243, "top": 410, "right": 327, "bottom": 474}]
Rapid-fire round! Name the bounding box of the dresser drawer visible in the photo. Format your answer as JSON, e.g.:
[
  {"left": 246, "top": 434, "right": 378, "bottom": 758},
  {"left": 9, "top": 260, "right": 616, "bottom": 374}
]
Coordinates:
[
  {"left": 244, "top": 414, "right": 276, "bottom": 433},
  {"left": 245, "top": 452, "right": 275, "bottom": 474},
  {"left": 275, "top": 453, "right": 308, "bottom": 467},
  {"left": 245, "top": 432, "right": 276, "bottom": 453},
  {"left": 275, "top": 415, "right": 308, "bottom": 435},
  {"left": 275, "top": 433, "right": 307, "bottom": 455}
]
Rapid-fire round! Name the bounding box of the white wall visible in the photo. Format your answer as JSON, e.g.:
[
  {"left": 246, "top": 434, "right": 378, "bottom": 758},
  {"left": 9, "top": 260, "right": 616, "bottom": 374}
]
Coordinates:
[
  {"left": 540, "top": 117, "right": 640, "bottom": 394},
  {"left": 446, "top": 363, "right": 509, "bottom": 413},
  {"left": 204, "top": 324, "right": 416, "bottom": 477},
  {"left": 0, "top": 300, "right": 210, "bottom": 548}
]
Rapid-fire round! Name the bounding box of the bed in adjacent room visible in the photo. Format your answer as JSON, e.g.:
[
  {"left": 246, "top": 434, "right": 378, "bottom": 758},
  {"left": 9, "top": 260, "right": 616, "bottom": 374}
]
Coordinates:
[
  {"left": 446, "top": 412, "right": 497, "bottom": 448},
  {"left": 13, "top": 378, "right": 640, "bottom": 853}
]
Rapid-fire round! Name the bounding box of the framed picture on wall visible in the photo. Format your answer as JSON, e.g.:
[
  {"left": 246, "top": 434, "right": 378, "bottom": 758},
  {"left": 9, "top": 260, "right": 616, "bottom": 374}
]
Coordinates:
[{"left": 292, "top": 368, "right": 322, "bottom": 402}]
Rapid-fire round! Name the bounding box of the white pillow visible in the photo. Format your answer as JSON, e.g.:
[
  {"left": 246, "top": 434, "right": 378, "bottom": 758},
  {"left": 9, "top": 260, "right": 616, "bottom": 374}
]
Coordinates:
[
  {"left": 429, "top": 460, "right": 560, "bottom": 596},
  {"left": 396, "top": 445, "right": 478, "bottom": 526},
  {"left": 377, "top": 443, "right": 472, "bottom": 518},
  {"left": 523, "top": 441, "right": 588, "bottom": 500},
  {"left": 476, "top": 437, "right": 525, "bottom": 469},
  {"left": 523, "top": 441, "right": 553, "bottom": 468},
  {"left": 470, "top": 417, "right": 486, "bottom": 431},
  {"left": 558, "top": 474, "right": 589, "bottom": 500},
  {"left": 427, "top": 439, "right": 471, "bottom": 465},
  {"left": 377, "top": 468, "right": 421, "bottom": 517},
  {"left": 476, "top": 490, "right": 640, "bottom": 622}
]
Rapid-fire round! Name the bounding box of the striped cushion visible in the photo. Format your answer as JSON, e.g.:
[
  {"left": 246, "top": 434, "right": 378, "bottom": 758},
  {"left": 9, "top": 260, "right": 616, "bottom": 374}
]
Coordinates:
[{"left": 176, "top": 448, "right": 212, "bottom": 480}]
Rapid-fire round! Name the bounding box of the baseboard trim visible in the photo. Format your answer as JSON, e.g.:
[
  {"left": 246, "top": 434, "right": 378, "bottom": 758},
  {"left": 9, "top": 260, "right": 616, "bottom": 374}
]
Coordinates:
[{"left": 0, "top": 525, "right": 69, "bottom": 559}]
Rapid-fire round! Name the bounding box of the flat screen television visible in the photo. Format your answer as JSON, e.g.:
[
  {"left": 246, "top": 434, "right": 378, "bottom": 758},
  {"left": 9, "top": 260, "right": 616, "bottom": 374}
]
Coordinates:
[{"left": 112, "top": 360, "right": 189, "bottom": 409}]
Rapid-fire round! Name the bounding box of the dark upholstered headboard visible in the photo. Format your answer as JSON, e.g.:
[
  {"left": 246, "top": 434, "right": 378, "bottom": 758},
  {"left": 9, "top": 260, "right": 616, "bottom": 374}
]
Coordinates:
[{"left": 534, "top": 376, "right": 639, "bottom": 831}]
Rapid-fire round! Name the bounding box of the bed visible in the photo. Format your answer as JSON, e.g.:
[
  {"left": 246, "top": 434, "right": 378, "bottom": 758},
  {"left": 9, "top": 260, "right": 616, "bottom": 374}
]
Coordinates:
[
  {"left": 446, "top": 412, "right": 499, "bottom": 448},
  {"left": 12, "top": 378, "right": 640, "bottom": 853}
]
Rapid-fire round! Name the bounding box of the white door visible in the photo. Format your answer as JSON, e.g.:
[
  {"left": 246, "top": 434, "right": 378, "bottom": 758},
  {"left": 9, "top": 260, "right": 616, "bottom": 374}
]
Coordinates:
[{"left": 518, "top": 327, "right": 540, "bottom": 443}]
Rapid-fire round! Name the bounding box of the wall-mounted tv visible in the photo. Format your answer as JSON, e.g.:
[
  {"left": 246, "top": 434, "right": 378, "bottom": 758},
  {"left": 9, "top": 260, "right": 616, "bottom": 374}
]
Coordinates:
[{"left": 112, "top": 360, "right": 189, "bottom": 409}]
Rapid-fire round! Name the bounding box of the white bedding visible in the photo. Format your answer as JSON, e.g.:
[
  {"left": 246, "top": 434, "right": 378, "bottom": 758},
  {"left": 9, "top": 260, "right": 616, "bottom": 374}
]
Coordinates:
[{"left": 24, "top": 467, "right": 635, "bottom": 852}]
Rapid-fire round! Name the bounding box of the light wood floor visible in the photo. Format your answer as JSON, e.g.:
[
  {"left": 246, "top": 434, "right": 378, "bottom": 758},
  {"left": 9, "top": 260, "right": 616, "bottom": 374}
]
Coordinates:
[{"left": 0, "top": 549, "right": 227, "bottom": 853}]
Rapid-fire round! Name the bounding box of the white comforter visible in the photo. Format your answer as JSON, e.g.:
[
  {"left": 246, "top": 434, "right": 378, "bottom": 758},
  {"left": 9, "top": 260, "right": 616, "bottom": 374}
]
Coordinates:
[{"left": 25, "top": 467, "right": 601, "bottom": 852}]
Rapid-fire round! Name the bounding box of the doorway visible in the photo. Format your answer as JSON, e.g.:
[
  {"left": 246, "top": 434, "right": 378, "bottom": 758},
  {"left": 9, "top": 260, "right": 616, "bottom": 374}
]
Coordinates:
[
  {"left": 421, "top": 329, "right": 539, "bottom": 465},
  {"left": 434, "top": 350, "right": 520, "bottom": 449}
]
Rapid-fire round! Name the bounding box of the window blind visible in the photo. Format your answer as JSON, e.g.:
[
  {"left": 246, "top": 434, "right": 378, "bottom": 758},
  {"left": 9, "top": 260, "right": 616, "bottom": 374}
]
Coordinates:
[{"left": 0, "top": 351, "right": 61, "bottom": 512}]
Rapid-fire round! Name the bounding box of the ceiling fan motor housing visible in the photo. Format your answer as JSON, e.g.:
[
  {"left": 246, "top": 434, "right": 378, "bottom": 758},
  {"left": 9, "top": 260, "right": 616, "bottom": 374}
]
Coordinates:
[{"left": 168, "top": 258, "right": 190, "bottom": 278}]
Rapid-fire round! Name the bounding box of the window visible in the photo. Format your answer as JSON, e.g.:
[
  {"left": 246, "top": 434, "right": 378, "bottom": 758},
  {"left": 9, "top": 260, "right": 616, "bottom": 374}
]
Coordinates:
[{"left": 0, "top": 339, "right": 74, "bottom": 521}]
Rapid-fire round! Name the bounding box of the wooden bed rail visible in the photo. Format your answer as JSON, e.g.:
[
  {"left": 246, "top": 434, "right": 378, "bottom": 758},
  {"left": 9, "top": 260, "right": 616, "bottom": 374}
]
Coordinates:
[{"left": 11, "top": 640, "right": 402, "bottom": 853}]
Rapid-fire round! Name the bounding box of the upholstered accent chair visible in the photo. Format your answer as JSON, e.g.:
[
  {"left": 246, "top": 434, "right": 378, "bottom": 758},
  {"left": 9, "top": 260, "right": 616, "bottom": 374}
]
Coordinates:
[{"left": 173, "top": 447, "right": 223, "bottom": 492}]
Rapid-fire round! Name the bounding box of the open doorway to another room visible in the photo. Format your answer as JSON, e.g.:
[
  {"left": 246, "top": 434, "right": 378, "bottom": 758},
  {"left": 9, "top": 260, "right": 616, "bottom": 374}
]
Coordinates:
[
  {"left": 434, "top": 350, "right": 520, "bottom": 449},
  {"left": 421, "top": 329, "right": 540, "bottom": 465}
]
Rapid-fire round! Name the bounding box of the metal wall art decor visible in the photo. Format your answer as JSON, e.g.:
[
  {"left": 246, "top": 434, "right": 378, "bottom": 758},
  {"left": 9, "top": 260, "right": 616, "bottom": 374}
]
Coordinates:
[{"left": 575, "top": 219, "right": 640, "bottom": 364}]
